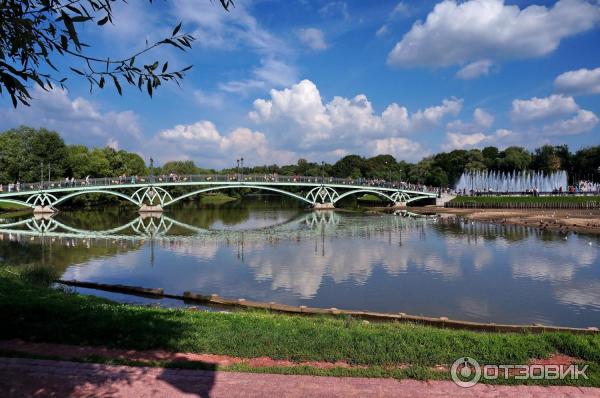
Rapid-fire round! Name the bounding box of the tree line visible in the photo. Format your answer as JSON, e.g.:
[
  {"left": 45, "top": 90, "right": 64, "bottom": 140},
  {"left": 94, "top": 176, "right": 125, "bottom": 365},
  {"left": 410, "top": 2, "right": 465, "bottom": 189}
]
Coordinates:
[{"left": 1, "top": 126, "right": 598, "bottom": 187}]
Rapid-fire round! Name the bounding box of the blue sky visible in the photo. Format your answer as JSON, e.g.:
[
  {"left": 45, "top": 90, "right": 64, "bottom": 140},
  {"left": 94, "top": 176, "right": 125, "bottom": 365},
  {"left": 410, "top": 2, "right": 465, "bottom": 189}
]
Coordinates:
[{"left": 1, "top": 0, "right": 600, "bottom": 168}]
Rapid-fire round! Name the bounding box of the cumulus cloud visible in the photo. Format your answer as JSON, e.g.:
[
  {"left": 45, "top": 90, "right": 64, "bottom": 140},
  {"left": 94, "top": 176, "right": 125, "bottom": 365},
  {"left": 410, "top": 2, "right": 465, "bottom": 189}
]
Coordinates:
[
  {"left": 443, "top": 129, "right": 512, "bottom": 151},
  {"left": 554, "top": 67, "right": 600, "bottom": 95},
  {"left": 509, "top": 94, "right": 598, "bottom": 136},
  {"left": 387, "top": 0, "right": 600, "bottom": 70},
  {"left": 249, "top": 79, "right": 461, "bottom": 156},
  {"left": 371, "top": 137, "right": 428, "bottom": 162},
  {"left": 0, "top": 87, "right": 142, "bottom": 149},
  {"left": 154, "top": 121, "right": 295, "bottom": 166},
  {"left": 510, "top": 94, "right": 579, "bottom": 122},
  {"left": 542, "top": 110, "right": 599, "bottom": 135},
  {"left": 456, "top": 60, "right": 493, "bottom": 80},
  {"left": 446, "top": 108, "right": 494, "bottom": 134},
  {"left": 298, "top": 28, "right": 328, "bottom": 51}
]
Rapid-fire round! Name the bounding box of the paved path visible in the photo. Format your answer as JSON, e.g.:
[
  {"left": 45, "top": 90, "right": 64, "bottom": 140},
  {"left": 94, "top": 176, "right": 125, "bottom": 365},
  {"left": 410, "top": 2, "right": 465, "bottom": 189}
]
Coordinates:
[{"left": 1, "top": 357, "right": 599, "bottom": 397}]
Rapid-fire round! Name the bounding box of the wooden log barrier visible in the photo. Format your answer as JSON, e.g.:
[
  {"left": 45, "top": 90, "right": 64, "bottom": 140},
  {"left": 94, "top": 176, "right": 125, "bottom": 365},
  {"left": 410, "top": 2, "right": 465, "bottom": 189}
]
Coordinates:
[{"left": 56, "top": 279, "right": 599, "bottom": 335}]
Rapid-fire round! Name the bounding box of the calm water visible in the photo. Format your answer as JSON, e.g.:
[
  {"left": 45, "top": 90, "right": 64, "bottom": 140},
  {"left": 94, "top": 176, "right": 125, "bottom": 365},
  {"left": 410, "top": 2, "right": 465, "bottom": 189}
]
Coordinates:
[{"left": 1, "top": 197, "right": 599, "bottom": 328}]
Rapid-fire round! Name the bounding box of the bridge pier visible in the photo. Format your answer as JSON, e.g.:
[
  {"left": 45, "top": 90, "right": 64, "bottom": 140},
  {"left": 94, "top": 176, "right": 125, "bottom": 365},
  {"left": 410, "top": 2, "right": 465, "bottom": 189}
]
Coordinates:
[
  {"left": 392, "top": 202, "right": 407, "bottom": 208},
  {"left": 313, "top": 202, "right": 335, "bottom": 210},
  {"left": 33, "top": 206, "right": 57, "bottom": 214},
  {"left": 138, "top": 204, "right": 163, "bottom": 213}
]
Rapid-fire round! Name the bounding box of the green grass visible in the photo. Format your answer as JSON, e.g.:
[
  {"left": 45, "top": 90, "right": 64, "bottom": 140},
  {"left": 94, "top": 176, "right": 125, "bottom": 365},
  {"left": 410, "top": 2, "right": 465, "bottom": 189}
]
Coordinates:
[
  {"left": 198, "top": 193, "right": 237, "bottom": 205},
  {"left": 357, "top": 194, "right": 385, "bottom": 203},
  {"left": 0, "top": 202, "right": 29, "bottom": 211},
  {"left": 449, "top": 195, "right": 600, "bottom": 204},
  {"left": 1, "top": 266, "right": 600, "bottom": 385}
]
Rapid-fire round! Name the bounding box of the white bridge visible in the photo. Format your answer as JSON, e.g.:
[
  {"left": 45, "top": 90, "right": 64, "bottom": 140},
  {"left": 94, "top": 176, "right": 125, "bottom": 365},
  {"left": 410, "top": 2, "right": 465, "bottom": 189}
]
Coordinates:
[{"left": 0, "top": 174, "right": 438, "bottom": 213}]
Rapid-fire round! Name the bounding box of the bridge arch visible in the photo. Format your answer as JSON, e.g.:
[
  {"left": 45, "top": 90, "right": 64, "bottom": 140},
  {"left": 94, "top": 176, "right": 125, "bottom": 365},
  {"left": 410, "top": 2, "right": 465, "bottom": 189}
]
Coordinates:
[
  {"left": 51, "top": 190, "right": 141, "bottom": 207},
  {"left": 164, "top": 185, "right": 314, "bottom": 207},
  {"left": 332, "top": 189, "right": 396, "bottom": 204}
]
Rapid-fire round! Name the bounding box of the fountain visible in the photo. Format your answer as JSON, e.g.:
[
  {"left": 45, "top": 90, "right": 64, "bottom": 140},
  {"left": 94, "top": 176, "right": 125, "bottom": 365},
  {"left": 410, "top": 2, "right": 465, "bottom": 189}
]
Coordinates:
[{"left": 455, "top": 170, "right": 568, "bottom": 193}]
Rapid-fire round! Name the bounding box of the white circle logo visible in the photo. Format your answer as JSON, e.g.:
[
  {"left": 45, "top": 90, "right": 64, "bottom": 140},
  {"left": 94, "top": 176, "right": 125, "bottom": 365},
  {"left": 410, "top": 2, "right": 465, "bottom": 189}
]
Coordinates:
[{"left": 451, "top": 357, "right": 481, "bottom": 388}]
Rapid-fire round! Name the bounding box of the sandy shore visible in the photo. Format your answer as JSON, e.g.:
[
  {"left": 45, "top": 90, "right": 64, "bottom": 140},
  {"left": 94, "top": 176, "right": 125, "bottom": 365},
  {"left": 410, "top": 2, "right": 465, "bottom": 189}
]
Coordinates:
[{"left": 409, "top": 206, "right": 600, "bottom": 235}]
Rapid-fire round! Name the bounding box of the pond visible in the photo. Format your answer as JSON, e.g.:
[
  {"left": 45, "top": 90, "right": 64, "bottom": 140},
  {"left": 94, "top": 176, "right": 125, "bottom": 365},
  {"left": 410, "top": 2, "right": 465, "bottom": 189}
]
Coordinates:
[{"left": 1, "top": 196, "right": 599, "bottom": 328}]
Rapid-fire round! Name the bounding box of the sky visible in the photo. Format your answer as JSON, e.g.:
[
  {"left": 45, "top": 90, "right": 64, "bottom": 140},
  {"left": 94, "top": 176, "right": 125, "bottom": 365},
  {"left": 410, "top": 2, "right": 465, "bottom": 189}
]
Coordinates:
[{"left": 1, "top": 0, "right": 600, "bottom": 168}]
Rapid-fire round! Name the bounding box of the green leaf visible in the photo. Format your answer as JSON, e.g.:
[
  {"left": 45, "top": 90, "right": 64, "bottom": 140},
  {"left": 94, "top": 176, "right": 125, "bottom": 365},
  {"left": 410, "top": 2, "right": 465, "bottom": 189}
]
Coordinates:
[
  {"left": 172, "top": 22, "right": 182, "bottom": 36},
  {"left": 161, "top": 62, "right": 168, "bottom": 74},
  {"left": 112, "top": 75, "right": 122, "bottom": 95},
  {"left": 69, "top": 67, "right": 85, "bottom": 76},
  {"left": 147, "top": 79, "right": 153, "bottom": 97},
  {"left": 97, "top": 16, "right": 109, "bottom": 26}
]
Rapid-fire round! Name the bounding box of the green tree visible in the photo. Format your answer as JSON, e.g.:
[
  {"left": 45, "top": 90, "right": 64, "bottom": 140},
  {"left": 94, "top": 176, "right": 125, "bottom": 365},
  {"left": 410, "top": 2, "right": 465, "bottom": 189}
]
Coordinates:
[
  {"left": 0, "top": 0, "right": 232, "bottom": 107},
  {"left": 332, "top": 155, "right": 365, "bottom": 178},
  {"left": 0, "top": 126, "right": 67, "bottom": 183},
  {"left": 531, "top": 145, "right": 562, "bottom": 173},
  {"left": 496, "top": 147, "right": 532, "bottom": 172},
  {"left": 160, "top": 160, "right": 199, "bottom": 175}
]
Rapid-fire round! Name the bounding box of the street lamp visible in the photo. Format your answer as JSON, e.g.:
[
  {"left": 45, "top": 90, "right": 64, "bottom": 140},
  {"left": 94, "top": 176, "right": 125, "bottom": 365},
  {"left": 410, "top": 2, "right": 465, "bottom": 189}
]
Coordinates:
[
  {"left": 385, "top": 161, "right": 391, "bottom": 187},
  {"left": 150, "top": 157, "right": 154, "bottom": 183},
  {"left": 241, "top": 157, "right": 244, "bottom": 180},
  {"left": 236, "top": 159, "right": 240, "bottom": 181},
  {"left": 40, "top": 161, "right": 44, "bottom": 189},
  {"left": 321, "top": 161, "right": 325, "bottom": 184}
]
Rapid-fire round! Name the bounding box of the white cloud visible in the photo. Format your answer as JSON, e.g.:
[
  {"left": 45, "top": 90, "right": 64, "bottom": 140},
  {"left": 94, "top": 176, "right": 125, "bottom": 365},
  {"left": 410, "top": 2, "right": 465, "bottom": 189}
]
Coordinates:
[
  {"left": 443, "top": 129, "right": 513, "bottom": 151},
  {"left": 554, "top": 67, "right": 600, "bottom": 95},
  {"left": 542, "top": 109, "right": 599, "bottom": 135},
  {"left": 510, "top": 94, "right": 578, "bottom": 122},
  {"left": 392, "top": 2, "right": 410, "bottom": 17},
  {"left": 319, "top": 1, "right": 351, "bottom": 21},
  {"left": 219, "top": 58, "right": 298, "bottom": 94},
  {"left": 194, "top": 89, "right": 225, "bottom": 108},
  {"left": 298, "top": 28, "right": 328, "bottom": 51},
  {"left": 447, "top": 108, "right": 495, "bottom": 134},
  {"left": 376, "top": 25, "right": 389, "bottom": 38},
  {"left": 387, "top": 0, "right": 600, "bottom": 68},
  {"left": 173, "top": 0, "right": 296, "bottom": 96},
  {"left": 0, "top": 87, "right": 142, "bottom": 149},
  {"left": 372, "top": 137, "right": 427, "bottom": 162},
  {"left": 456, "top": 60, "right": 493, "bottom": 80},
  {"left": 154, "top": 121, "right": 295, "bottom": 166},
  {"left": 249, "top": 79, "right": 461, "bottom": 155}
]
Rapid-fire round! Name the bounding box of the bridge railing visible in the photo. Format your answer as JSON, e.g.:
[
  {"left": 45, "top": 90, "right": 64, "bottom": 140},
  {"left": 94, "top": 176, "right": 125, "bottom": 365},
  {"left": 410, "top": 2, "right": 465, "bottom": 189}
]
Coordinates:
[{"left": 0, "top": 174, "right": 439, "bottom": 195}]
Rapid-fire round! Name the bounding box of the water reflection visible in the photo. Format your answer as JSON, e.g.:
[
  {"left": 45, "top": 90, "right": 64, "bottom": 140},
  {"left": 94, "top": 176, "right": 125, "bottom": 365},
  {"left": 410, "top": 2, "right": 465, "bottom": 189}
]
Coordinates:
[{"left": 0, "top": 203, "right": 599, "bottom": 327}]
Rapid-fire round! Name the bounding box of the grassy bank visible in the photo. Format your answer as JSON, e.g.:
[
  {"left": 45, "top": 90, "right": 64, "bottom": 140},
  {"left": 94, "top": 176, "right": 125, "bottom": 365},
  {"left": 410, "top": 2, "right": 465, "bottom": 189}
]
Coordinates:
[
  {"left": 449, "top": 195, "right": 600, "bottom": 204},
  {"left": 198, "top": 193, "right": 237, "bottom": 205},
  {"left": 0, "top": 202, "right": 29, "bottom": 211},
  {"left": 357, "top": 194, "right": 385, "bottom": 203},
  {"left": 1, "top": 266, "right": 600, "bottom": 385}
]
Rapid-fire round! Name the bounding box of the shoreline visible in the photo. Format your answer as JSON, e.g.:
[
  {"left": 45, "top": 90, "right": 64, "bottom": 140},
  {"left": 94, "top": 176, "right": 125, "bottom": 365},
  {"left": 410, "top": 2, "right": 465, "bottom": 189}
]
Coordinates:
[{"left": 407, "top": 206, "right": 600, "bottom": 235}]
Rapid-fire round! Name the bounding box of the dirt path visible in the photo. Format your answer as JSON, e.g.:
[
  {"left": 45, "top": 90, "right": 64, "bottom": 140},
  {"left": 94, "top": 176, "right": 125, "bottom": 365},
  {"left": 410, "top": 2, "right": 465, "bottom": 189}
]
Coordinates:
[{"left": 1, "top": 357, "right": 598, "bottom": 398}]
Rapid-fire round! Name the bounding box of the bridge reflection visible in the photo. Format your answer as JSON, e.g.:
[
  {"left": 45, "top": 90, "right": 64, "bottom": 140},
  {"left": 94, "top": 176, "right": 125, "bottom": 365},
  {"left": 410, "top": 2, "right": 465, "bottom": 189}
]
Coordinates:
[{"left": 0, "top": 210, "right": 430, "bottom": 246}]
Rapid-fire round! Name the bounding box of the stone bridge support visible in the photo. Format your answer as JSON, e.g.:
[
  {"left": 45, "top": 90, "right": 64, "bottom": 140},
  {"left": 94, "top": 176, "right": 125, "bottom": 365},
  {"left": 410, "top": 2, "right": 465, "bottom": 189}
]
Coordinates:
[
  {"left": 313, "top": 202, "right": 335, "bottom": 210},
  {"left": 33, "top": 206, "right": 57, "bottom": 214}
]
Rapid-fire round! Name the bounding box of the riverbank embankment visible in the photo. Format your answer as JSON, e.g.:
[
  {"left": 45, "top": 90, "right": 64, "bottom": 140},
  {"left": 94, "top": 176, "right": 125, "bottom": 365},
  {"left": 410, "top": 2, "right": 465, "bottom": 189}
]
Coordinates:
[{"left": 408, "top": 207, "right": 600, "bottom": 235}]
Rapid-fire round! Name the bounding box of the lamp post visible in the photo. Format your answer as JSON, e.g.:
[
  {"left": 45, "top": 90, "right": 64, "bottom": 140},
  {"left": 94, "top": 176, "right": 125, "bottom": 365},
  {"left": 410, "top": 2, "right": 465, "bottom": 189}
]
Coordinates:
[
  {"left": 236, "top": 159, "right": 240, "bottom": 181},
  {"left": 40, "top": 161, "right": 44, "bottom": 189},
  {"left": 241, "top": 157, "right": 244, "bottom": 180},
  {"left": 321, "top": 161, "right": 325, "bottom": 184},
  {"left": 150, "top": 157, "right": 154, "bottom": 183},
  {"left": 48, "top": 163, "right": 51, "bottom": 184}
]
